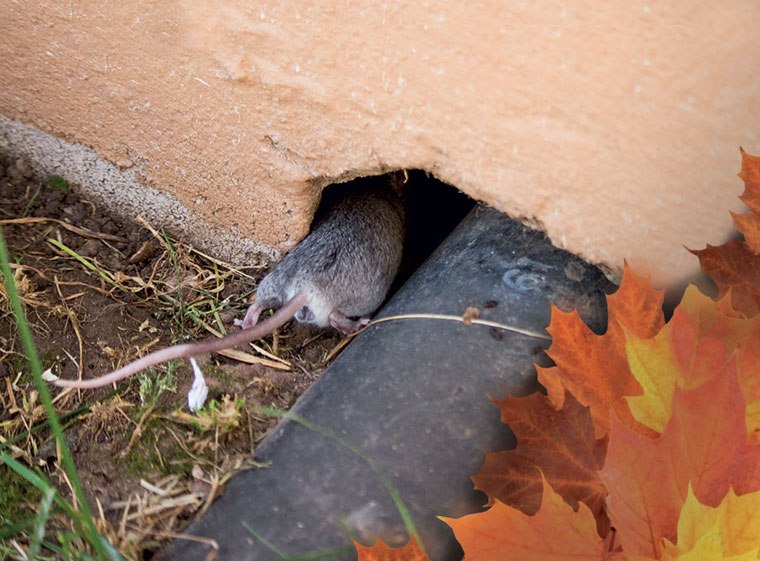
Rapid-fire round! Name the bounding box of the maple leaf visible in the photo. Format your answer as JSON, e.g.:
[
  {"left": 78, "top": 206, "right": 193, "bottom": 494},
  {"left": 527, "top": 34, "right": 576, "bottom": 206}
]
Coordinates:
[
  {"left": 472, "top": 452, "right": 542, "bottom": 514},
  {"left": 599, "top": 412, "right": 683, "bottom": 558},
  {"left": 739, "top": 325, "right": 760, "bottom": 444},
  {"left": 624, "top": 285, "right": 759, "bottom": 433},
  {"left": 691, "top": 149, "right": 760, "bottom": 316},
  {"left": 738, "top": 148, "right": 760, "bottom": 216},
  {"left": 354, "top": 535, "right": 430, "bottom": 561},
  {"left": 732, "top": 148, "right": 760, "bottom": 255},
  {"left": 690, "top": 240, "right": 760, "bottom": 317},
  {"left": 664, "top": 530, "right": 758, "bottom": 561},
  {"left": 538, "top": 264, "right": 664, "bottom": 438},
  {"left": 660, "top": 485, "right": 760, "bottom": 560},
  {"left": 599, "top": 363, "right": 760, "bottom": 558},
  {"left": 732, "top": 211, "right": 760, "bottom": 254},
  {"left": 443, "top": 476, "right": 613, "bottom": 561},
  {"left": 472, "top": 391, "right": 609, "bottom": 535}
]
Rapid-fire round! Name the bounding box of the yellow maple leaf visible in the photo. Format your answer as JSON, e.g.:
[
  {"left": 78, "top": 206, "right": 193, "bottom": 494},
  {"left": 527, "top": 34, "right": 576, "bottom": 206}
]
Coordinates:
[
  {"left": 661, "top": 485, "right": 760, "bottom": 560},
  {"left": 664, "top": 531, "right": 757, "bottom": 561},
  {"left": 715, "top": 489, "right": 760, "bottom": 556},
  {"left": 624, "top": 324, "right": 681, "bottom": 432},
  {"left": 624, "top": 285, "right": 760, "bottom": 433}
]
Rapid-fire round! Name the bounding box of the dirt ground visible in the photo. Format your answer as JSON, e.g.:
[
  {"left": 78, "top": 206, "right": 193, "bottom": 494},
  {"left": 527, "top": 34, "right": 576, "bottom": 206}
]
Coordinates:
[{"left": 0, "top": 153, "right": 344, "bottom": 559}]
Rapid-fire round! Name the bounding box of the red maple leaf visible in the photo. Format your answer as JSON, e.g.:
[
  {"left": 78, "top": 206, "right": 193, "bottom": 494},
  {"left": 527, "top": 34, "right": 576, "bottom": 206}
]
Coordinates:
[
  {"left": 691, "top": 149, "right": 760, "bottom": 316},
  {"left": 690, "top": 240, "right": 760, "bottom": 317},
  {"left": 472, "top": 391, "right": 609, "bottom": 536}
]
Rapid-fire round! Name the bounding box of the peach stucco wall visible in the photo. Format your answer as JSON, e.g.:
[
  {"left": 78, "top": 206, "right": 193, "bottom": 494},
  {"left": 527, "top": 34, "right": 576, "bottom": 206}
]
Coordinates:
[{"left": 1, "top": 1, "right": 758, "bottom": 285}]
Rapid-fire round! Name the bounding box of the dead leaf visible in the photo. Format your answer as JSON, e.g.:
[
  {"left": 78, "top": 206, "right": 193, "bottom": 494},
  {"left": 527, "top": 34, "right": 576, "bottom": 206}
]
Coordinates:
[
  {"left": 354, "top": 535, "right": 430, "bottom": 561},
  {"left": 538, "top": 264, "right": 664, "bottom": 438},
  {"left": 444, "top": 476, "right": 612, "bottom": 561},
  {"left": 472, "top": 391, "right": 609, "bottom": 535}
]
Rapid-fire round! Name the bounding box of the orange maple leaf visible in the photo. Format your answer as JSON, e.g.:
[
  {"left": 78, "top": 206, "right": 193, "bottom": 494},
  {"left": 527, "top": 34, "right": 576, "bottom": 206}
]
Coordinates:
[
  {"left": 691, "top": 149, "right": 760, "bottom": 316},
  {"left": 354, "top": 535, "right": 430, "bottom": 561},
  {"left": 472, "top": 391, "right": 609, "bottom": 536},
  {"left": 599, "top": 362, "right": 760, "bottom": 558},
  {"left": 444, "top": 476, "right": 615, "bottom": 561},
  {"left": 739, "top": 324, "right": 760, "bottom": 444},
  {"left": 538, "top": 264, "right": 664, "bottom": 438},
  {"left": 625, "top": 285, "right": 759, "bottom": 433}
]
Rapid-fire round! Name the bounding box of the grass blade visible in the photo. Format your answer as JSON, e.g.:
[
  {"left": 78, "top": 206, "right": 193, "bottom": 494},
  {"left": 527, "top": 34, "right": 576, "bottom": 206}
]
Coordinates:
[
  {"left": 46, "top": 238, "right": 126, "bottom": 291},
  {"left": 266, "top": 545, "right": 356, "bottom": 561},
  {"left": 256, "top": 407, "right": 424, "bottom": 554},
  {"left": 29, "top": 486, "right": 55, "bottom": 559},
  {"left": 0, "top": 226, "right": 111, "bottom": 560},
  {"left": 0, "top": 404, "right": 91, "bottom": 453},
  {"left": 241, "top": 521, "right": 287, "bottom": 558}
]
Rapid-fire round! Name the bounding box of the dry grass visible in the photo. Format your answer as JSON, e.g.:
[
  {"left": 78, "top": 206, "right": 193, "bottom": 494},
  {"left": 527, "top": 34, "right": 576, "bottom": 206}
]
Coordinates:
[{"left": 0, "top": 171, "right": 341, "bottom": 559}]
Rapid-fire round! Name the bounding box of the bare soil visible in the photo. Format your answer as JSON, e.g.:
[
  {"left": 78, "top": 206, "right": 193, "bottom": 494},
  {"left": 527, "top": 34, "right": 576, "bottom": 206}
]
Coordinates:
[{"left": 0, "top": 154, "right": 342, "bottom": 559}]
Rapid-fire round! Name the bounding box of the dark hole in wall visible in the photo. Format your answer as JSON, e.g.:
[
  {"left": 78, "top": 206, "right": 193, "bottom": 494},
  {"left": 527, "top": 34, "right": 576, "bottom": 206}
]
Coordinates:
[
  {"left": 396, "top": 170, "right": 477, "bottom": 286},
  {"left": 315, "top": 170, "right": 476, "bottom": 296}
]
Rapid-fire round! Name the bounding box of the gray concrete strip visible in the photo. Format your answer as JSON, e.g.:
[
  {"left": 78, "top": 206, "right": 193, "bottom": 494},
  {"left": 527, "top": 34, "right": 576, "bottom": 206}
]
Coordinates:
[{"left": 161, "top": 206, "right": 613, "bottom": 561}]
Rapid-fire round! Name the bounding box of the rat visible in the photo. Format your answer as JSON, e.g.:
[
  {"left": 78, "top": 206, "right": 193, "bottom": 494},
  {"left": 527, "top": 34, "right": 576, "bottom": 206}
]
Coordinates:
[{"left": 52, "top": 178, "right": 405, "bottom": 389}]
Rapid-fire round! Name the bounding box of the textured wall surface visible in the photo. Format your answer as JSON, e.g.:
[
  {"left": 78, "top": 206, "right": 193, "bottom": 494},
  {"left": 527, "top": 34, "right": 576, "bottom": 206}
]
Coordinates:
[{"left": 1, "top": 1, "right": 758, "bottom": 284}]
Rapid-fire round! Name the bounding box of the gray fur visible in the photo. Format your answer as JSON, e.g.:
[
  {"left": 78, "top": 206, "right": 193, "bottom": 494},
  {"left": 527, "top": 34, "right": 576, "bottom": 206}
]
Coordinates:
[{"left": 255, "top": 182, "right": 405, "bottom": 327}]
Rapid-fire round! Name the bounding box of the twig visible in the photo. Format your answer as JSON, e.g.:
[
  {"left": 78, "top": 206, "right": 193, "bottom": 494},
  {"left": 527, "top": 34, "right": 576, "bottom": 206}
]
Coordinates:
[
  {"left": 0, "top": 216, "right": 127, "bottom": 242},
  {"left": 215, "top": 348, "right": 291, "bottom": 370},
  {"left": 366, "top": 312, "right": 550, "bottom": 339},
  {"left": 326, "top": 312, "right": 550, "bottom": 362},
  {"left": 249, "top": 343, "right": 290, "bottom": 366},
  {"left": 149, "top": 531, "right": 219, "bottom": 552},
  {"left": 135, "top": 215, "right": 171, "bottom": 253}
]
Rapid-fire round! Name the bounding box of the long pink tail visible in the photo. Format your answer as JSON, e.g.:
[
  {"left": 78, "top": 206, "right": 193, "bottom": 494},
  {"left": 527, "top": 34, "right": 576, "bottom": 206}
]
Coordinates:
[{"left": 54, "top": 293, "right": 307, "bottom": 389}]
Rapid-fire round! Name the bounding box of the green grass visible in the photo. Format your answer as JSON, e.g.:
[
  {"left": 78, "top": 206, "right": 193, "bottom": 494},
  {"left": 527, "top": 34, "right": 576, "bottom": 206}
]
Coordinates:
[
  {"left": 0, "top": 225, "right": 124, "bottom": 560},
  {"left": 20, "top": 184, "right": 42, "bottom": 218},
  {"left": 47, "top": 238, "right": 129, "bottom": 292},
  {"left": 137, "top": 362, "right": 178, "bottom": 412}
]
